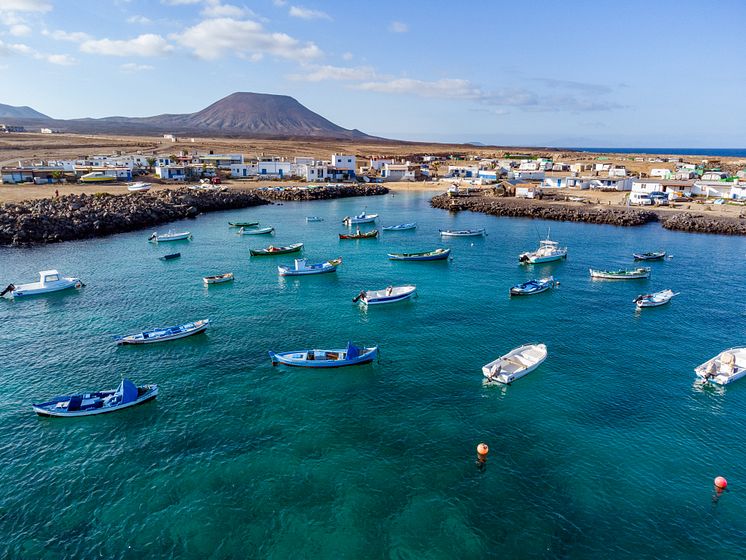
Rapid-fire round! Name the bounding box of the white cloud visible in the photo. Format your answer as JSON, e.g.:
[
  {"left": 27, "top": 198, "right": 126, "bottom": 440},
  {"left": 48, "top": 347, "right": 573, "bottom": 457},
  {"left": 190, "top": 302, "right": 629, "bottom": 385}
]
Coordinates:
[
  {"left": 272, "top": 0, "right": 287, "bottom": 5},
  {"left": 44, "top": 29, "right": 92, "bottom": 42},
  {"left": 355, "top": 77, "right": 482, "bottom": 99},
  {"left": 0, "top": 39, "right": 33, "bottom": 56},
  {"left": 341, "top": 52, "right": 353, "bottom": 61},
  {"left": 126, "top": 15, "right": 152, "bottom": 24},
  {"left": 289, "top": 6, "right": 331, "bottom": 20},
  {"left": 2, "top": 0, "right": 51, "bottom": 12},
  {"left": 0, "top": 39, "right": 77, "bottom": 66},
  {"left": 288, "top": 64, "right": 378, "bottom": 82},
  {"left": 201, "top": 3, "right": 250, "bottom": 18},
  {"left": 9, "top": 24, "right": 32, "bottom": 36},
  {"left": 120, "top": 62, "right": 155, "bottom": 72},
  {"left": 161, "top": 0, "right": 201, "bottom": 4},
  {"left": 388, "top": 21, "right": 408, "bottom": 33},
  {"left": 46, "top": 53, "right": 76, "bottom": 65},
  {"left": 80, "top": 34, "right": 173, "bottom": 57},
  {"left": 173, "top": 18, "right": 321, "bottom": 60}
]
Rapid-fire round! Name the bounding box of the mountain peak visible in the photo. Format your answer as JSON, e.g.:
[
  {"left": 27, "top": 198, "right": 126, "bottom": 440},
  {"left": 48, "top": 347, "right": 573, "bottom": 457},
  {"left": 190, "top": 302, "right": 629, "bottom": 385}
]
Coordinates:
[{"left": 0, "top": 103, "right": 50, "bottom": 120}]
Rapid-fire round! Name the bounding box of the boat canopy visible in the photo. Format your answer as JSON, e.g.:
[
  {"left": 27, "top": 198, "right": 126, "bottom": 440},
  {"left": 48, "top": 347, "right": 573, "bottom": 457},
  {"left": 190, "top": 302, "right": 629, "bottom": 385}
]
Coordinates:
[
  {"left": 116, "top": 378, "right": 139, "bottom": 404},
  {"left": 346, "top": 342, "right": 361, "bottom": 359}
]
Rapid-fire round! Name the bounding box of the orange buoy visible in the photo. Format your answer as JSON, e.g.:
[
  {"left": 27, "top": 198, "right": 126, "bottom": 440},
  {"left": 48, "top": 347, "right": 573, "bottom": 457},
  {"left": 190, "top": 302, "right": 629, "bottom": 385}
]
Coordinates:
[
  {"left": 714, "top": 476, "right": 728, "bottom": 489},
  {"left": 477, "top": 443, "right": 489, "bottom": 456}
]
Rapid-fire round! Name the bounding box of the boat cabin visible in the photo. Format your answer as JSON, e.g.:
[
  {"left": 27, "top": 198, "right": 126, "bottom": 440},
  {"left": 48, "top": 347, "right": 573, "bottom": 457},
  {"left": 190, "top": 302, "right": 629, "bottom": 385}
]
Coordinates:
[{"left": 39, "top": 270, "right": 61, "bottom": 284}]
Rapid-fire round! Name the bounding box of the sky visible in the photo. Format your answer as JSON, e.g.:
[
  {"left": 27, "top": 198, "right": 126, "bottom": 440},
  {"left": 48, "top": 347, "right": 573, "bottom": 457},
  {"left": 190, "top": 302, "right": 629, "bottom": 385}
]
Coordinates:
[{"left": 0, "top": 0, "right": 745, "bottom": 147}]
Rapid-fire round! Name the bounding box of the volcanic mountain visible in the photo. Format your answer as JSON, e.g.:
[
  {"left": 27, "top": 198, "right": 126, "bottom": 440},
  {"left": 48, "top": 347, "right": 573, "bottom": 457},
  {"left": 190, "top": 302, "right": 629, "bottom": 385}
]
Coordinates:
[
  {"left": 0, "top": 92, "right": 377, "bottom": 140},
  {"left": 0, "top": 103, "right": 50, "bottom": 120}
]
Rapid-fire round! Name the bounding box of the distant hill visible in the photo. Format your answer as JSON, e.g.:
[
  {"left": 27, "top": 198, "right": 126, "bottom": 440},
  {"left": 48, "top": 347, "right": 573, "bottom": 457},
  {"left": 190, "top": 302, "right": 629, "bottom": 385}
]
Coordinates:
[
  {"left": 0, "top": 103, "right": 49, "bottom": 120},
  {"left": 0, "top": 92, "right": 378, "bottom": 140}
]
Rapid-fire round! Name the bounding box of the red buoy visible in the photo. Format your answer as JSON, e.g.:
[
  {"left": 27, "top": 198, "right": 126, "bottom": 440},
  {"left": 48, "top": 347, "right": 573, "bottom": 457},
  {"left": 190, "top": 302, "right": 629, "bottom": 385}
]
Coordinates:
[{"left": 714, "top": 476, "right": 728, "bottom": 489}]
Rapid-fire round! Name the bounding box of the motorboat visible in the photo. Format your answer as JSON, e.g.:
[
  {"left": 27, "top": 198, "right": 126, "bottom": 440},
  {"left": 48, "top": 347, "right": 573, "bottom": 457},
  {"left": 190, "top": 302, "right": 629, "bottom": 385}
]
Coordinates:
[
  {"left": 352, "top": 285, "right": 417, "bottom": 306},
  {"left": 343, "top": 212, "right": 378, "bottom": 225},
  {"left": 203, "top": 273, "right": 234, "bottom": 285},
  {"left": 148, "top": 231, "right": 192, "bottom": 242},
  {"left": 519, "top": 236, "right": 567, "bottom": 264},
  {"left": 382, "top": 223, "right": 417, "bottom": 231},
  {"left": 439, "top": 228, "right": 486, "bottom": 237},
  {"left": 1, "top": 270, "right": 83, "bottom": 299},
  {"left": 590, "top": 267, "right": 651, "bottom": 279},
  {"left": 339, "top": 229, "right": 378, "bottom": 239},
  {"left": 115, "top": 319, "right": 209, "bottom": 345},
  {"left": 237, "top": 226, "right": 274, "bottom": 235},
  {"left": 32, "top": 378, "right": 158, "bottom": 418},
  {"left": 269, "top": 342, "right": 378, "bottom": 368},
  {"left": 278, "top": 258, "right": 342, "bottom": 276},
  {"left": 127, "top": 182, "right": 152, "bottom": 192},
  {"left": 306, "top": 216, "right": 324, "bottom": 222},
  {"left": 482, "top": 343, "right": 548, "bottom": 384},
  {"left": 509, "top": 276, "right": 556, "bottom": 296},
  {"left": 634, "top": 289, "right": 678, "bottom": 308},
  {"left": 388, "top": 248, "right": 451, "bottom": 261},
  {"left": 159, "top": 253, "right": 181, "bottom": 261},
  {"left": 229, "top": 221, "right": 259, "bottom": 227},
  {"left": 250, "top": 243, "right": 303, "bottom": 256},
  {"left": 633, "top": 251, "right": 666, "bottom": 261},
  {"left": 695, "top": 348, "right": 746, "bottom": 385}
]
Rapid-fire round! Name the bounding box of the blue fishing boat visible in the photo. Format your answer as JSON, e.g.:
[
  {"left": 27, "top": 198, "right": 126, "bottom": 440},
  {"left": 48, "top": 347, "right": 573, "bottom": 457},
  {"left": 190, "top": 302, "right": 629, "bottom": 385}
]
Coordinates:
[
  {"left": 382, "top": 223, "right": 417, "bottom": 231},
  {"left": 388, "top": 248, "right": 450, "bottom": 261},
  {"left": 278, "top": 258, "right": 342, "bottom": 276},
  {"left": 32, "top": 378, "right": 158, "bottom": 417},
  {"left": 510, "top": 276, "right": 557, "bottom": 296},
  {"left": 114, "top": 319, "right": 209, "bottom": 345},
  {"left": 269, "top": 342, "right": 378, "bottom": 368}
]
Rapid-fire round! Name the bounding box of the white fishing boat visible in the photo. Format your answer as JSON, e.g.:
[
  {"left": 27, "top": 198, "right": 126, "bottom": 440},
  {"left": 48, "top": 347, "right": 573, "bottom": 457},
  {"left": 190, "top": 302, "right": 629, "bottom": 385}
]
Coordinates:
[
  {"left": 634, "top": 289, "right": 678, "bottom": 308},
  {"left": 382, "top": 222, "right": 417, "bottom": 231},
  {"left": 695, "top": 348, "right": 746, "bottom": 385},
  {"left": 342, "top": 212, "right": 378, "bottom": 225},
  {"left": 482, "top": 343, "right": 548, "bottom": 384},
  {"left": 519, "top": 236, "right": 567, "bottom": 264},
  {"left": 306, "top": 216, "right": 324, "bottom": 222},
  {"left": 203, "top": 272, "right": 234, "bottom": 285},
  {"left": 127, "top": 182, "right": 152, "bottom": 192},
  {"left": 1, "top": 269, "right": 83, "bottom": 299},
  {"left": 439, "top": 228, "right": 486, "bottom": 237},
  {"left": 32, "top": 378, "right": 158, "bottom": 418},
  {"left": 278, "top": 258, "right": 342, "bottom": 276},
  {"left": 115, "top": 319, "right": 210, "bottom": 345},
  {"left": 352, "top": 285, "right": 417, "bottom": 306},
  {"left": 590, "top": 267, "right": 650, "bottom": 280},
  {"left": 237, "top": 226, "right": 274, "bottom": 235},
  {"left": 148, "top": 230, "right": 192, "bottom": 242}
]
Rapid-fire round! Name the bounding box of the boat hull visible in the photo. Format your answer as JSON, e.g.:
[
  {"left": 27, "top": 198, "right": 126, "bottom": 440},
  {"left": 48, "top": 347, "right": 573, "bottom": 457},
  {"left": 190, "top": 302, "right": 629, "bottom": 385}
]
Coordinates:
[
  {"left": 229, "top": 222, "right": 259, "bottom": 227},
  {"left": 590, "top": 268, "right": 651, "bottom": 280},
  {"left": 238, "top": 227, "right": 274, "bottom": 235},
  {"left": 388, "top": 249, "right": 450, "bottom": 261},
  {"left": 150, "top": 232, "right": 191, "bottom": 242},
  {"left": 33, "top": 387, "right": 158, "bottom": 417},
  {"left": 521, "top": 253, "right": 567, "bottom": 264},
  {"left": 339, "top": 230, "right": 378, "bottom": 239},
  {"left": 203, "top": 274, "right": 234, "bottom": 285},
  {"left": 250, "top": 243, "right": 303, "bottom": 256},
  {"left": 269, "top": 347, "right": 378, "bottom": 368},
  {"left": 633, "top": 252, "right": 666, "bottom": 260},
  {"left": 439, "top": 229, "right": 485, "bottom": 237},
  {"left": 9, "top": 278, "right": 82, "bottom": 298},
  {"left": 116, "top": 320, "right": 209, "bottom": 345},
  {"left": 382, "top": 223, "right": 416, "bottom": 231},
  {"left": 695, "top": 348, "right": 746, "bottom": 385},
  {"left": 359, "top": 286, "right": 416, "bottom": 306},
  {"left": 482, "top": 344, "right": 548, "bottom": 384}
]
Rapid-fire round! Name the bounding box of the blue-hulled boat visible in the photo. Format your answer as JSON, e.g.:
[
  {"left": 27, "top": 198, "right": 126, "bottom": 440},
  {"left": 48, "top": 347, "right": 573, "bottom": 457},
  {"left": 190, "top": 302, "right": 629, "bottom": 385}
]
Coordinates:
[
  {"left": 114, "top": 319, "right": 210, "bottom": 345},
  {"left": 388, "top": 248, "right": 450, "bottom": 261},
  {"left": 32, "top": 379, "right": 158, "bottom": 417},
  {"left": 382, "top": 223, "right": 417, "bottom": 231},
  {"left": 269, "top": 342, "right": 378, "bottom": 368},
  {"left": 510, "top": 276, "right": 557, "bottom": 296}
]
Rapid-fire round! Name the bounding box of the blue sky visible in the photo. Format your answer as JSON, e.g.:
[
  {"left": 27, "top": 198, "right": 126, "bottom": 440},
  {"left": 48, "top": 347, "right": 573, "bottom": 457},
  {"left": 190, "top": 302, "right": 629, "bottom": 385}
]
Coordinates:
[{"left": 0, "top": 0, "right": 744, "bottom": 147}]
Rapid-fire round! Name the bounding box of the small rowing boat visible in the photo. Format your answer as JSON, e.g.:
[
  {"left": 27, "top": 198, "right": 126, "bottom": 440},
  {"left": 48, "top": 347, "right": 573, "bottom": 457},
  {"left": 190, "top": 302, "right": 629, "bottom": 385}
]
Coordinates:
[
  {"left": 388, "top": 248, "right": 450, "bottom": 261},
  {"left": 306, "top": 216, "right": 324, "bottom": 222},
  {"left": 339, "top": 229, "right": 378, "bottom": 239},
  {"left": 1, "top": 269, "right": 83, "bottom": 299},
  {"left": 229, "top": 221, "right": 259, "bottom": 227},
  {"left": 439, "top": 228, "right": 486, "bottom": 237},
  {"left": 695, "top": 347, "right": 746, "bottom": 385},
  {"left": 510, "top": 276, "right": 556, "bottom": 296},
  {"left": 250, "top": 242, "right": 303, "bottom": 256},
  {"left": 114, "top": 319, "right": 209, "bottom": 345},
  {"left": 343, "top": 212, "right": 378, "bottom": 225},
  {"left": 237, "top": 226, "right": 274, "bottom": 235},
  {"left": 353, "top": 285, "right": 417, "bottom": 306},
  {"left": 159, "top": 253, "right": 181, "bottom": 261},
  {"left": 633, "top": 251, "right": 666, "bottom": 261},
  {"left": 278, "top": 258, "right": 342, "bottom": 276},
  {"left": 32, "top": 378, "right": 158, "bottom": 418},
  {"left": 148, "top": 230, "right": 192, "bottom": 242},
  {"left": 382, "top": 223, "right": 417, "bottom": 231},
  {"left": 203, "top": 273, "right": 234, "bottom": 285},
  {"left": 482, "top": 343, "right": 548, "bottom": 384},
  {"left": 127, "top": 182, "right": 152, "bottom": 192},
  {"left": 269, "top": 342, "right": 378, "bottom": 368},
  {"left": 589, "top": 267, "right": 651, "bottom": 280},
  {"left": 633, "top": 289, "right": 678, "bottom": 308}
]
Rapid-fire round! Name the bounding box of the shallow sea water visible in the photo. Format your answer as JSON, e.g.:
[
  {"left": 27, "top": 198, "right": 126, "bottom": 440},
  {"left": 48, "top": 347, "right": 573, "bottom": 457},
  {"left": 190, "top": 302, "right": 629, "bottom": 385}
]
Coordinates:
[{"left": 1, "top": 191, "right": 745, "bottom": 559}]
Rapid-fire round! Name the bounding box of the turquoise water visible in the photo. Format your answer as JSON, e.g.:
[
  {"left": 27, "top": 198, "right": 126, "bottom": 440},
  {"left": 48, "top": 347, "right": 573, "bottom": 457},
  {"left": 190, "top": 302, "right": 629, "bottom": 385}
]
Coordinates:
[{"left": 2, "top": 191, "right": 745, "bottom": 559}]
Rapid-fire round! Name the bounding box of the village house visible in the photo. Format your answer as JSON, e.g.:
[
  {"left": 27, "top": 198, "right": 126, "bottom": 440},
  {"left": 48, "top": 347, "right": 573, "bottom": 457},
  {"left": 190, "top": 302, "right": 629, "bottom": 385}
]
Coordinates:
[
  {"left": 1, "top": 165, "right": 66, "bottom": 184},
  {"left": 542, "top": 175, "right": 588, "bottom": 189},
  {"left": 587, "top": 177, "right": 633, "bottom": 191}
]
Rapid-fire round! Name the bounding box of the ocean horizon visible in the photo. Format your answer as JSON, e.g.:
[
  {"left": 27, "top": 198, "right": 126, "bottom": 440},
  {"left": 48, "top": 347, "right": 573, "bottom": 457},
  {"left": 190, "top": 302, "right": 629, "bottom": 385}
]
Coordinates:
[{"left": 567, "top": 147, "right": 746, "bottom": 158}]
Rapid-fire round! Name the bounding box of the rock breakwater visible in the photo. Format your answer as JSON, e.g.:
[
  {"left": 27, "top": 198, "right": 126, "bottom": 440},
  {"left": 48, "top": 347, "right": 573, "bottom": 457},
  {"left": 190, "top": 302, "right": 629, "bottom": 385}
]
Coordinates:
[
  {"left": 0, "top": 189, "right": 269, "bottom": 246},
  {"left": 255, "top": 184, "right": 389, "bottom": 201},
  {"left": 661, "top": 212, "right": 746, "bottom": 235}
]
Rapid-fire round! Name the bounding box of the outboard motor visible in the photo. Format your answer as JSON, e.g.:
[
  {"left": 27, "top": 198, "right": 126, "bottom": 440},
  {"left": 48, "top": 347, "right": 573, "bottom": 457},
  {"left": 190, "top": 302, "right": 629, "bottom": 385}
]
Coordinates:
[
  {"left": 0, "top": 283, "right": 15, "bottom": 297},
  {"left": 351, "top": 290, "right": 366, "bottom": 303}
]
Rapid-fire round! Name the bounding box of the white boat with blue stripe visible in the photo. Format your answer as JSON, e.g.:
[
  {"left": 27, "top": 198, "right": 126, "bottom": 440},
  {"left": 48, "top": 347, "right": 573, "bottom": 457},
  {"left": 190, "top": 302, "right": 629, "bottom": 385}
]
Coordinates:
[
  {"left": 115, "top": 319, "right": 210, "bottom": 345},
  {"left": 32, "top": 379, "right": 158, "bottom": 417},
  {"left": 269, "top": 342, "right": 378, "bottom": 368},
  {"left": 1, "top": 270, "right": 83, "bottom": 299},
  {"left": 353, "top": 285, "right": 416, "bottom": 306},
  {"left": 382, "top": 222, "right": 417, "bottom": 231}
]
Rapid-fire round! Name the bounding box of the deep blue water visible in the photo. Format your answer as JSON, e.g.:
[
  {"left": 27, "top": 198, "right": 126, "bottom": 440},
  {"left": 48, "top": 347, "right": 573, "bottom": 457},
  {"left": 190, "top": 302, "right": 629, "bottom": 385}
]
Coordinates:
[
  {"left": 569, "top": 147, "right": 746, "bottom": 158},
  {"left": 2, "top": 191, "right": 746, "bottom": 559}
]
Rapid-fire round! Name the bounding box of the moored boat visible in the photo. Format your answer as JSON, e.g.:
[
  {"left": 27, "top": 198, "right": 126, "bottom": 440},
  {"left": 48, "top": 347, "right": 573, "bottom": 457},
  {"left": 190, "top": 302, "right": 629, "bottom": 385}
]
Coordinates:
[
  {"left": 633, "top": 251, "right": 666, "bottom": 261},
  {"left": 32, "top": 378, "right": 158, "bottom": 418},
  {"left": 1, "top": 270, "right": 83, "bottom": 299},
  {"left": 203, "top": 273, "right": 234, "bottom": 285},
  {"left": 269, "top": 342, "right": 378, "bottom": 368},
  {"left": 80, "top": 171, "right": 116, "bottom": 183},
  {"left": 237, "top": 226, "right": 274, "bottom": 235},
  {"left": 482, "top": 343, "right": 548, "bottom": 384},
  {"left": 278, "top": 257, "right": 342, "bottom": 276},
  {"left": 382, "top": 222, "right": 417, "bottom": 231},
  {"left": 114, "top": 319, "right": 210, "bottom": 345},
  {"left": 339, "top": 229, "right": 378, "bottom": 239},
  {"left": 519, "top": 236, "right": 567, "bottom": 264},
  {"left": 159, "top": 252, "right": 181, "bottom": 261},
  {"left": 250, "top": 242, "right": 303, "bottom": 256},
  {"left": 633, "top": 289, "right": 678, "bottom": 308},
  {"left": 342, "top": 212, "right": 378, "bottom": 225},
  {"left": 388, "top": 248, "right": 451, "bottom": 261},
  {"left": 352, "top": 285, "right": 417, "bottom": 306},
  {"left": 306, "top": 216, "right": 324, "bottom": 222},
  {"left": 509, "top": 276, "right": 556, "bottom": 296},
  {"left": 590, "top": 267, "right": 651, "bottom": 280},
  {"left": 148, "top": 230, "right": 192, "bottom": 242},
  {"left": 127, "top": 182, "right": 152, "bottom": 192},
  {"left": 229, "top": 221, "right": 260, "bottom": 227},
  {"left": 439, "top": 228, "right": 486, "bottom": 237},
  {"left": 695, "top": 348, "right": 746, "bottom": 385}
]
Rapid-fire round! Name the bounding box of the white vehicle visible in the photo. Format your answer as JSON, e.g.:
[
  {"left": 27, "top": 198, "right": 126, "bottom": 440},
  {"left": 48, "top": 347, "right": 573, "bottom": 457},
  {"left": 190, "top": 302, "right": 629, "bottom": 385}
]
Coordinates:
[
  {"left": 1, "top": 270, "right": 83, "bottom": 298},
  {"left": 629, "top": 192, "right": 653, "bottom": 206}
]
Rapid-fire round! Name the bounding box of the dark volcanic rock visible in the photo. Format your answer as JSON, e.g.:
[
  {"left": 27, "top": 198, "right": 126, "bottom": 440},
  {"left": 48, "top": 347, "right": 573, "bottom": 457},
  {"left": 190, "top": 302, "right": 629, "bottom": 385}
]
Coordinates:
[
  {"left": 255, "top": 184, "right": 389, "bottom": 201},
  {"left": 661, "top": 212, "right": 746, "bottom": 235}
]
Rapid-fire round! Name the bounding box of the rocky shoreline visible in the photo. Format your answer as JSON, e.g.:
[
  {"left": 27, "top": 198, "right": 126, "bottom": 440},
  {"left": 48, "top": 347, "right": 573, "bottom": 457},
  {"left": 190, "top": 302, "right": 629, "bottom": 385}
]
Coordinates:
[
  {"left": 430, "top": 194, "right": 746, "bottom": 235},
  {"left": 0, "top": 189, "right": 270, "bottom": 246},
  {"left": 253, "top": 184, "right": 389, "bottom": 201}
]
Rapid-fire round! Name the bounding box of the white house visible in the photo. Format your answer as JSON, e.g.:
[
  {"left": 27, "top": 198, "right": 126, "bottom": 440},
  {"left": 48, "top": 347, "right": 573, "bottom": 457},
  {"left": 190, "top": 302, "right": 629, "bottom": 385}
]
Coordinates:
[
  {"left": 256, "top": 161, "right": 292, "bottom": 179},
  {"left": 511, "top": 170, "right": 545, "bottom": 181},
  {"left": 692, "top": 180, "right": 732, "bottom": 197},
  {"left": 730, "top": 183, "right": 746, "bottom": 200},
  {"left": 543, "top": 176, "right": 588, "bottom": 189},
  {"left": 608, "top": 167, "right": 627, "bottom": 177},
  {"left": 369, "top": 158, "right": 394, "bottom": 171},
  {"left": 477, "top": 169, "right": 498, "bottom": 182},
  {"left": 587, "top": 177, "right": 632, "bottom": 191},
  {"left": 701, "top": 171, "right": 728, "bottom": 181},
  {"left": 332, "top": 154, "right": 356, "bottom": 172},
  {"left": 650, "top": 168, "right": 672, "bottom": 179},
  {"left": 155, "top": 164, "right": 186, "bottom": 180},
  {"left": 446, "top": 165, "right": 479, "bottom": 178},
  {"left": 631, "top": 180, "right": 663, "bottom": 194},
  {"left": 230, "top": 163, "right": 258, "bottom": 178},
  {"left": 381, "top": 163, "right": 415, "bottom": 182}
]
